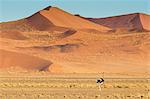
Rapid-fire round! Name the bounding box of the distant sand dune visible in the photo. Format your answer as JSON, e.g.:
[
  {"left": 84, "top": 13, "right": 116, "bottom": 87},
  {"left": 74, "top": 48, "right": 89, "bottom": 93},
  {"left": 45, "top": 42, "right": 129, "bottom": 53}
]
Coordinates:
[{"left": 85, "top": 13, "right": 150, "bottom": 32}]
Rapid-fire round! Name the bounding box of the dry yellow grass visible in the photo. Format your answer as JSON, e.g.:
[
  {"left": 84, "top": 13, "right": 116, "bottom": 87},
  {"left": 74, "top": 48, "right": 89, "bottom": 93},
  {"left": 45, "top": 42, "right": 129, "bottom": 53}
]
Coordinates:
[{"left": 0, "top": 73, "right": 149, "bottom": 99}]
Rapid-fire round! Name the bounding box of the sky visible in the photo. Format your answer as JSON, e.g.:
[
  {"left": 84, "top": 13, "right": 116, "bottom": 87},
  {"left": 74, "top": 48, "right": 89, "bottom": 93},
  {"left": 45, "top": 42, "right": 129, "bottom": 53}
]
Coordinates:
[{"left": 0, "top": 0, "right": 150, "bottom": 22}]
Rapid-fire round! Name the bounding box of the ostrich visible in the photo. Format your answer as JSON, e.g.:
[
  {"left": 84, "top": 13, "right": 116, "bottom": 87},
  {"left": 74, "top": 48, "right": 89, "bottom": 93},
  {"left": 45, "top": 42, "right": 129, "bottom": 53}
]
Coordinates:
[
  {"left": 96, "top": 78, "right": 104, "bottom": 84},
  {"left": 96, "top": 72, "right": 105, "bottom": 91},
  {"left": 96, "top": 78, "right": 104, "bottom": 91}
]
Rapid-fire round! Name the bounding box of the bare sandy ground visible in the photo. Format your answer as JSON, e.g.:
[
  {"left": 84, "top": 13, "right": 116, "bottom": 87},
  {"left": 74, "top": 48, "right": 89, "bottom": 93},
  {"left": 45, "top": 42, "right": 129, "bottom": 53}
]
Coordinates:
[{"left": 0, "top": 73, "right": 149, "bottom": 99}]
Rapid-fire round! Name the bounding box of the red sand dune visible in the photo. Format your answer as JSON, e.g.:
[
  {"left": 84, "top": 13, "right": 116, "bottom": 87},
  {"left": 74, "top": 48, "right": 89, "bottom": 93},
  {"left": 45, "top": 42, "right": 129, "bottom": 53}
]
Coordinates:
[
  {"left": 0, "top": 6, "right": 110, "bottom": 32},
  {"left": 84, "top": 13, "right": 150, "bottom": 32},
  {"left": 26, "top": 11, "right": 68, "bottom": 32},
  {"left": 36, "top": 6, "right": 110, "bottom": 32},
  {"left": 0, "top": 5, "right": 112, "bottom": 43},
  {"left": 0, "top": 49, "right": 52, "bottom": 71}
]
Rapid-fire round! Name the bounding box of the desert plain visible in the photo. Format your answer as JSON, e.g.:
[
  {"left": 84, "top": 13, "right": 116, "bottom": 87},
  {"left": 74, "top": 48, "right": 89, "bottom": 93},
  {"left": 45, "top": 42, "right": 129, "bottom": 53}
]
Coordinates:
[{"left": 0, "top": 73, "right": 149, "bottom": 99}]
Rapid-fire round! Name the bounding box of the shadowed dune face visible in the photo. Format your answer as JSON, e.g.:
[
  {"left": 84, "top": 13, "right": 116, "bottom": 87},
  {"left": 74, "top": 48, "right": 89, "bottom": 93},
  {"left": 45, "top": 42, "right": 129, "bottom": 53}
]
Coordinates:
[
  {"left": 26, "top": 12, "right": 55, "bottom": 31},
  {"left": 0, "top": 49, "right": 52, "bottom": 71},
  {"left": 86, "top": 13, "right": 150, "bottom": 32}
]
